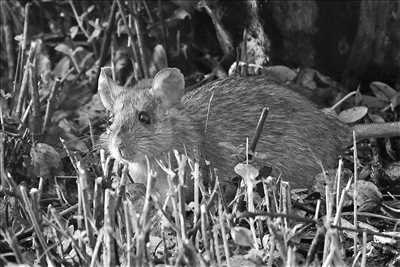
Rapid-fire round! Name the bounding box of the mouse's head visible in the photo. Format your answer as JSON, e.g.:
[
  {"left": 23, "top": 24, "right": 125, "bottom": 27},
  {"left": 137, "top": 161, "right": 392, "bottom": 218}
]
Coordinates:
[{"left": 98, "top": 67, "right": 190, "bottom": 164}]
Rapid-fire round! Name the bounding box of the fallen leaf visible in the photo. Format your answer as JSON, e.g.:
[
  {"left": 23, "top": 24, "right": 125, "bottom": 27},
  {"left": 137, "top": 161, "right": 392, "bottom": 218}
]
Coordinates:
[
  {"left": 173, "top": 7, "right": 191, "bottom": 20},
  {"left": 360, "top": 95, "right": 387, "bottom": 109},
  {"left": 338, "top": 106, "right": 368, "bottom": 123},
  {"left": 55, "top": 43, "right": 73, "bottom": 56},
  {"left": 368, "top": 113, "right": 386, "bottom": 123},
  {"left": 86, "top": 5, "right": 95, "bottom": 13},
  {"left": 70, "top": 26, "right": 79, "bottom": 39},
  {"left": 231, "top": 226, "right": 255, "bottom": 248},
  {"left": 370, "top": 81, "right": 397, "bottom": 100},
  {"left": 53, "top": 56, "right": 71, "bottom": 78},
  {"left": 384, "top": 161, "right": 400, "bottom": 182}
]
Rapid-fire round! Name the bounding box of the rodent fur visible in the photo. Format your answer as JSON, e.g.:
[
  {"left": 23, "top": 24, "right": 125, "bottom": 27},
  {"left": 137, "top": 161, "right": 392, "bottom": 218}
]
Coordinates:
[{"left": 99, "top": 67, "right": 352, "bottom": 196}]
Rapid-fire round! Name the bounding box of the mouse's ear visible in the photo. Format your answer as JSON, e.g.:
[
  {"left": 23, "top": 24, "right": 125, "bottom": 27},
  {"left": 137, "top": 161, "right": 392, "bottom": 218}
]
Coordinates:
[
  {"left": 98, "top": 67, "right": 124, "bottom": 111},
  {"left": 151, "top": 68, "right": 184, "bottom": 108}
]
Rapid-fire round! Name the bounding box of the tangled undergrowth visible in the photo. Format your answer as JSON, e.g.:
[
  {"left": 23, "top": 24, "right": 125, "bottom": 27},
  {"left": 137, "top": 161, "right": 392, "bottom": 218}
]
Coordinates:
[{"left": 1, "top": 123, "right": 400, "bottom": 266}]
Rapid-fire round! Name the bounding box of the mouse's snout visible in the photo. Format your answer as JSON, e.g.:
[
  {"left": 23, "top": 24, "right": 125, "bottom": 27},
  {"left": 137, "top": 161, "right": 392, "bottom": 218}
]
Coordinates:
[
  {"left": 109, "top": 134, "right": 122, "bottom": 160},
  {"left": 117, "top": 142, "right": 126, "bottom": 158},
  {"left": 109, "top": 134, "right": 129, "bottom": 160},
  {"left": 109, "top": 129, "right": 139, "bottom": 162}
]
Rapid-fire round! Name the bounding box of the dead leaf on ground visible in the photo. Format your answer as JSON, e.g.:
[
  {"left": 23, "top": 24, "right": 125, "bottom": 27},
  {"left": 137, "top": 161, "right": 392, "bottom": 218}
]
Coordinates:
[
  {"left": 370, "top": 81, "right": 397, "bottom": 101},
  {"left": 360, "top": 95, "right": 387, "bottom": 109},
  {"left": 55, "top": 43, "right": 74, "bottom": 56},
  {"left": 384, "top": 162, "right": 400, "bottom": 182},
  {"left": 368, "top": 113, "right": 386, "bottom": 123},
  {"left": 231, "top": 226, "right": 255, "bottom": 248},
  {"left": 53, "top": 56, "right": 71, "bottom": 79},
  {"left": 338, "top": 106, "right": 368, "bottom": 123}
]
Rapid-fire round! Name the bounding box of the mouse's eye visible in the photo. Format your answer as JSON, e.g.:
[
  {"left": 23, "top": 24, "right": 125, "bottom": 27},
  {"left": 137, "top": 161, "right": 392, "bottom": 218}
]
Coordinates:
[{"left": 138, "top": 111, "right": 151, "bottom": 124}]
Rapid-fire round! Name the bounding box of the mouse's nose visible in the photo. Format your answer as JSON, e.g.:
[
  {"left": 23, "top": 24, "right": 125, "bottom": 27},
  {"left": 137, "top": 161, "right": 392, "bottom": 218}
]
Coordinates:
[
  {"left": 117, "top": 142, "right": 127, "bottom": 157},
  {"left": 110, "top": 135, "right": 126, "bottom": 160}
]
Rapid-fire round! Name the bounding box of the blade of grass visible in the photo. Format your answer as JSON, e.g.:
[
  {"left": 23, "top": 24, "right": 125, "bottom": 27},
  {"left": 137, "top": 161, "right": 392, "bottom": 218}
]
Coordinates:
[{"left": 103, "top": 189, "right": 116, "bottom": 266}]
